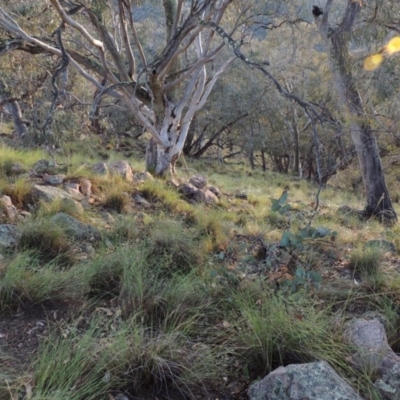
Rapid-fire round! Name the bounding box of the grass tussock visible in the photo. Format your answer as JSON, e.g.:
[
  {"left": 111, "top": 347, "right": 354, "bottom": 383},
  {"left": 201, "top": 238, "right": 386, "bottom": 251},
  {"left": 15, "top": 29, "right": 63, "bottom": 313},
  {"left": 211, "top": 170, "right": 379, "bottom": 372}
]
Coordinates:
[
  {"left": 0, "top": 178, "right": 32, "bottom": 207},
  {"left": 233, "top": 289, "right": 357, "bottom": 383},
  {"left": 30, "top": 316, "right": 220, "bottom": 400},
  {"left": 35, "top": 197, "right": 84, "bottom": 220},
  {"left": 0, "top": 146, "right": 44, "bottom": 178},
  {"left": 18, "top": 219, "right": 75, "bottom": 266},
  {"left": 146, "top": 219, "right": 204, "bottom": 274},
  {"left": 102, "top": 190, "right": 130, "bottom": 213},
  {"left": 349, "top": 246, "right": 382, "bottom": 277},
  {"left": 0, "top": 252, "right": 86, "bottom": 311},
  {"left": 140, "top": 180, "right": 192, "bottom": 214}
]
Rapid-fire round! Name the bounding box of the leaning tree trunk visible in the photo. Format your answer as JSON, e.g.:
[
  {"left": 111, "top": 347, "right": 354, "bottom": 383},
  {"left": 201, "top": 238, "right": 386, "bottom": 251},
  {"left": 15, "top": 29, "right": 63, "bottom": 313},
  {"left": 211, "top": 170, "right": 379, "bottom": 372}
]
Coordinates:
[{"left": 316, "top": 2, "right": 397, "bottom": 222}]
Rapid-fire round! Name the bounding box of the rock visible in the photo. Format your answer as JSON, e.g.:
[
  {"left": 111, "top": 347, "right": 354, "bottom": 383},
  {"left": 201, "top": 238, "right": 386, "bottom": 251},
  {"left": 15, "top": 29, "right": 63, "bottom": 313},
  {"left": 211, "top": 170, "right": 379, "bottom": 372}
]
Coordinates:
[
  {"left": 19, "top": 211, "right": 32, "bottom": 219},
  {"left": 82, "top": 243, "right": 95, "bottom": 255},
  {"left": 235, "top": 191, "right": 248, "bottom": 200},
  {"left": 92, "top": 162, "right": 109, "bottom": 176},
  {"left": 135, "top": 194, "right": 151, "bottom": 207},
  {"left": 63, "top": 185, "right": 84, "bottom": 201},
  {"left": 31, "top": 185, "right": 80, "bottom": 203},
  {"left": 43, "top": 174, "right": 65, "bottom": 185},
  {"left": 179, "top": 183, "right": 198, "bottom": 197},
  {"left": 33, "top": 159, "right": 61, "bottom": 174},
  {"left": 64, "top": 182, "right": 80, "bottom": 191},
  {"left": 0, "top": 195, "right": 18, "bottom": 222},
  {"left": 108, "top": 161, "right": 133, "bottom": 182},
  {"left": 208, "top": 185, "right": 221, "bottom": 197},
  {"left": 248, "top": 361, "right": 362, "bottom": 400},
  {"left": 189, "top": 175, "right": 208, "bottom": 189},
  {"left": 10, "top": 163, "right": 25, "bottom": 175},
  {"left": 80, "top": 179, "right": 92, "bottom": 198},
  {"left": 194, "top": 189, "right": 219, "bottom": 204},
  {"left": 0, "top": 224, "right": 20, "bottom": 248},
  {"left": 51, "top": 213, "right": 101, "bottom": 242},
  {"left": 101, "top": 212, "right": 116, "bottom": 224},
  {"left": 345, "top": 318, "right": 400, "bottom": 399},
  {"left": 133, "top": 171, "right": 154, "bottom": 183},
  {"left": 60, "top": 198, "right": 84, "bottom": 215}
]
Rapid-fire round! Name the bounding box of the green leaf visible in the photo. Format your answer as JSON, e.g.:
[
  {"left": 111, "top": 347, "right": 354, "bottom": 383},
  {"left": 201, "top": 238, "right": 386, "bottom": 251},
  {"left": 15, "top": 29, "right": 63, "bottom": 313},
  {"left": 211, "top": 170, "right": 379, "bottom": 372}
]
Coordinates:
[
  {"left": 271, "top": 199, "right": 281, "bottom": 212},
  {"left": 280, "top": 231, "right": 291, "bottom": 247},
  {"left": 279, "top": 190, "right": 288, "bottom": 205},
  {"left": 308, "top": 271, "right": 322, "bottom": 283},
  {"left": 296, "top": 268, "right": 305, "bottom": 278},
  {"left": 210, "top": 270, "right": 218, "bottom": 278},
  {"left": 217, "top": 252, "right": 225, "bottom": 260}
]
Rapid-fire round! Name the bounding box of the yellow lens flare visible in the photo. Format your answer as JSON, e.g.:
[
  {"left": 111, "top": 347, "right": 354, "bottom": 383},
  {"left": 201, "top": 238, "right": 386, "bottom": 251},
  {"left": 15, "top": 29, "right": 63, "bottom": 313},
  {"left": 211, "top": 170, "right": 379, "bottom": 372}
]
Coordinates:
[
  {"left": 385, "top": 36, "right": 400, "bottom": 55},
  {"left": 363, "top": 53, "right": 383, "bottom": 71}
]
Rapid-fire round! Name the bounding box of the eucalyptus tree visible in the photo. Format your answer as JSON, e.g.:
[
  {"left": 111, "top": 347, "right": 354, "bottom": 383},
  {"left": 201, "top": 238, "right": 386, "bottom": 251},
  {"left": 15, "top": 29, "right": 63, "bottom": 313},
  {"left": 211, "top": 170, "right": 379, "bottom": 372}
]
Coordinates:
[
  {"left": 314, "top": 0, "right": 398, "bottom": 222},
  {"left": 0, "top": 0, "right": 241, "bottom": 176}
]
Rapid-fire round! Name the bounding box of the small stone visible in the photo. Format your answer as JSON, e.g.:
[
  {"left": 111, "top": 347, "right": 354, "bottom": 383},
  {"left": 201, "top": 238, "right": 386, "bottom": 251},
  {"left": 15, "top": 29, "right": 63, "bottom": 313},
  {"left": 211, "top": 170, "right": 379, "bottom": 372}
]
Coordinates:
[
  {"left": 80, "top": 179, "right": 92, "bottom": 198},
  {"left": 10, "top": 163, "right": 25, "bottom": 175},
  {"left": 109, "top": 160, "right": 133, "bottom": 182},
  {"left": 208, "top": 185, "right": 221, "bottom": 197},
  {"left": 133, "top": 171, "right": 154, "bottom": 183},
  {"left": 63, "top": 186, "right": 84, "bottom": 201},
  {"left": 179, "top": 183, "right": 198, "bottom": 197},
  {"left": 189, "top": 175, "right": 208, "bottom": 189},
  {"left": 135, "top": 194, "right": 151, "bottom": 207},
  {"left": 92, "top": 162, "right": 108, "bottom": 176},
  {"left": 44, "top": 174, "right": 65, "bottom": 185},
  {"left": 194, "top": 189, "right": 219, "bottom": 204}
]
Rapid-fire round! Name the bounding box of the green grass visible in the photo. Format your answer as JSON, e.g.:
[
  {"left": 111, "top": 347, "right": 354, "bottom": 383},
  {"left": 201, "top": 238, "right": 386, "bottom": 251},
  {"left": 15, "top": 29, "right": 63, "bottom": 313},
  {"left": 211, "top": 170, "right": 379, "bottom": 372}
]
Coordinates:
[
  {"left": 2, "top": 142, "right": 400, "bottom": 399},
  {"left": 0, "top": 252, "right": 86, "bottom": 311},
  {"left": 18, "top": 219, "right": 75, "bottom": 266}
]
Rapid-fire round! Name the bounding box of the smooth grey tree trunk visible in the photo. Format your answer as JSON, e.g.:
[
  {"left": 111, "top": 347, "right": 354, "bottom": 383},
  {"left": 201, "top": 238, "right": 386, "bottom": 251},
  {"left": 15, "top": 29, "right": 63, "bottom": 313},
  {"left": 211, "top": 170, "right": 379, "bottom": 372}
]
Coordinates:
[
  {"left": 0, "top": 79, "right": 27, "bottom": 138},
  {"left": 316, "top": 1, "right": 397, "bottom": 222}
]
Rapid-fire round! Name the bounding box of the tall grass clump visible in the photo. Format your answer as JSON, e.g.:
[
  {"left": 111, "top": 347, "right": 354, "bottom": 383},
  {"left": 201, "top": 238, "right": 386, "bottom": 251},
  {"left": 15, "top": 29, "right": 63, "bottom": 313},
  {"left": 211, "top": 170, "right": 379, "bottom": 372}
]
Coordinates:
[
  {"left": 349, "top": 246, "right": 382, "bottom": 278},
  {"left": 0, "top": 178, "right": 32, "bottom": 207},
  {"left": 0, "top": 146, "right": 44, "bottom": 178},
  {"left": 32, "top": 316, "right": 221, "bottom": 399},
  {"left": 0, "top": 253, "right": 87, "bottom": 311},
  {"left": 233, "top": 289, "right": 352, "bottom": 379},
  {"left": 18, "top": 219, "right": 74, "bottom": 266},
  {"left": 146, "top": 219, "right": 204, "bottom": 274},
  {"left": 140, "top": 180, "right": 192, "bottom": 214}
]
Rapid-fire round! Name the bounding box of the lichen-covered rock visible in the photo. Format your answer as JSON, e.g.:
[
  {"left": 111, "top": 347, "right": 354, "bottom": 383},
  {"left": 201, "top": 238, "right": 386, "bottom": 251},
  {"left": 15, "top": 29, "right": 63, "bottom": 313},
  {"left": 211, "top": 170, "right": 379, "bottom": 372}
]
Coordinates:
[
  {"left": 108, "top": 161, "right": 133, "bottom": 182},
  {"left": 43, "top": 174, "right": 65, "bottom": 185},
  {"left": 133, "top": 171, "right": 154, "bottom": 184},
  {"left": 248, "top": 361, "right": 362, "bottom": 400},
  {"left": 189, "top": 175, "right": 207, "bottom": 189},
  {"left": 64, "top": 185, "right": 85, "bottom": 201},
  {"left": 31, "top": 185, "right": 80, "bottom": 203},
  {"left": 51, "top": 213, "right": 101, "bottom": 242},
  {"left": 33, "top": 159, "right": 63, "bottom": 174},
  {"left": 0, "top": 224, "right": 20, "bottom": 248},
  {"left": 80, "top": 179, "right": 92, "bottom": 198},
  {"left": 0, "top": 195, "right": 18, "bottom": 222},
  {"left": 10, "top": 163, "right": 25, "bottom": 175},
  {"left": 194, "top": 189, "right": 219, "bottom": 204},
  {"left": 92, "top": 162, "right": 109, "bottom": 176},
  {"left": 179, "top": 183, "right": 198, "bottom": 197},
  {"left": 207, "top": 185, "right": 221, "bottom": 198},
  {"left": 344, "top": 318, "right": 393, "bottom": 371},
  {"left": 345, "top": 318, "right": 400, "bottom": 400}
]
